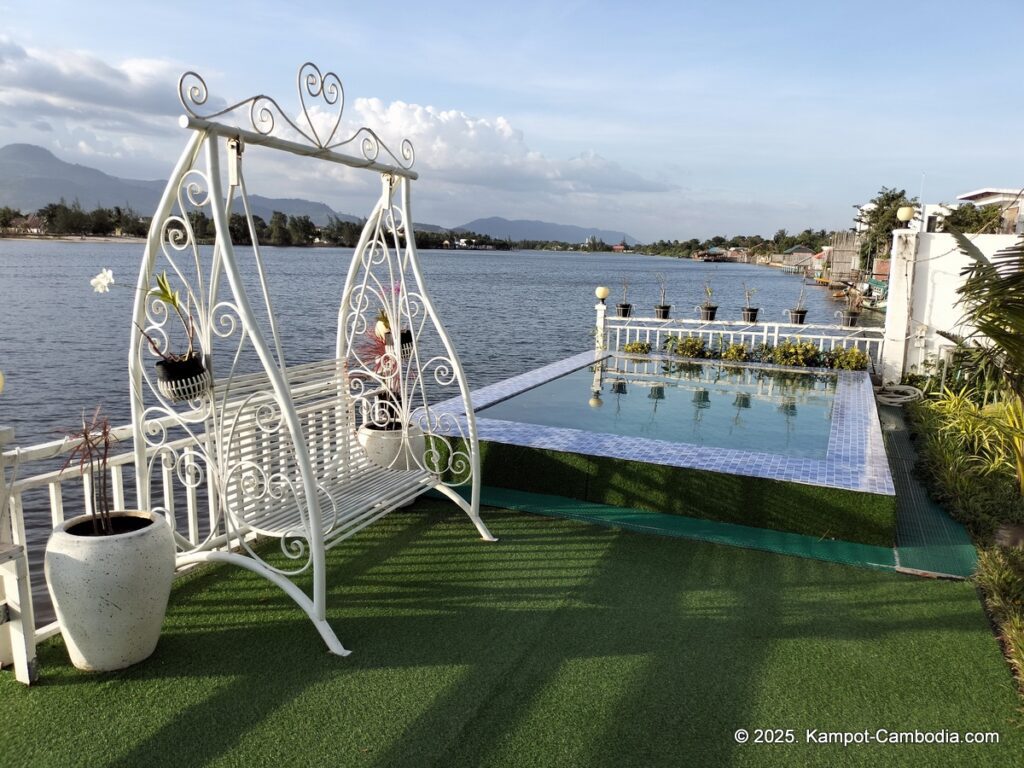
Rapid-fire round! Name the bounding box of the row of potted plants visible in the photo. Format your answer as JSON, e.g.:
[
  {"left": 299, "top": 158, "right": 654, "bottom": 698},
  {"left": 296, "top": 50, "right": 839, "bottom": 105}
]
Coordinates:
[
  {"left": 613, "top": 277, "right": 817, "bottom": 325},
  {"left": 654, "top": 337, "right": 870, "bottom": 371}
]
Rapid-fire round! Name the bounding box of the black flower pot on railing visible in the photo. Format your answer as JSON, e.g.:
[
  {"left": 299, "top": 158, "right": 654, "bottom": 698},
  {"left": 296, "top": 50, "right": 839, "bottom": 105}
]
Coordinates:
[
  {"left": 611, "top": 380, "right": 628, "bottom": 395},
  {"left": 787, "top": 308, "right": 808, "bottom": 325},
  {"left": 616, "top": 303, "right": 633, "bottom": 318},
  {"left": 839, "top": 310, "right": 861, "bottom": 328},
  {"left": 155, "top": 354, "right": 211, "bottom": 403},
  {"left": 741, "top": 307, "right": 759, "bottom": 323},
  {"left": 698, "top": 305, "right": 718, "bottom": 322},
  {"left": 654, "top": 304, "right": 671, "bottom": 320}
]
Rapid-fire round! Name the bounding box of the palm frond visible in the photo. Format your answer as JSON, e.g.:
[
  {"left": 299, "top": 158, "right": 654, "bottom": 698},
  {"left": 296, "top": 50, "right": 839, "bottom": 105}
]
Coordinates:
[{"left": 950, "top": 226, "right": 1024, "bottom": 397}]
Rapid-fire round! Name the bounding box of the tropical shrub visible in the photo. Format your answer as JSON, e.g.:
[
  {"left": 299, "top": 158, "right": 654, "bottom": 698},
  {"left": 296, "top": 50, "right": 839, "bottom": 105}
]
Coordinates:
[
  {"left": 976, "top": 547, "right": 1024, "bottom": 624},
  {"left": 907, "top": 393, "right": 1024, "bottom": 540},
  {"left": 974, "top": 546, "right": 1024, "bottom": 698},
  {"left": 950, "top": 228, "right": 1024, "bottom": 495},
  {"left": 721, "top": 343, "right": 749, "bottom": 362},
  {"left": 770, "top": 339, "right": 822, "bottom": 368},
  {"left": 824, "top": 346, "right": 870, "bottom": 371},
  {"left": 664, "top": 336, "right": 707, "bottom": 359},
  {"left": 622, "top": 341, "right": 652, "bottom": 354},
  {"left": 749, "top": 343, "right": 773, "bottom": 363}
]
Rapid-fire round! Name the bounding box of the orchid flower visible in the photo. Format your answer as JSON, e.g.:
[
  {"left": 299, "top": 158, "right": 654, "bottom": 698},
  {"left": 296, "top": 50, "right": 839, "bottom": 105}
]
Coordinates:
[{"left": 90, "top": 268, "right": 115, "bottom": 293}]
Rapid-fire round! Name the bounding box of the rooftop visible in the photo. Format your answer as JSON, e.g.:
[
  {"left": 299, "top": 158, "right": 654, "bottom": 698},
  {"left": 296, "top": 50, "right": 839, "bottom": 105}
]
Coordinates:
[{"left": 956, "top": 188, "right": 1021, "bottom": 202}]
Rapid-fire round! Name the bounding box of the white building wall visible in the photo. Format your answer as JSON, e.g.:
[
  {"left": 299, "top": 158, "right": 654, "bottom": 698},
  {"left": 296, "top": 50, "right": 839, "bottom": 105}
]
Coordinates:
[{"left": 882, "top": 231, "right": 1019, "bottom": 382}]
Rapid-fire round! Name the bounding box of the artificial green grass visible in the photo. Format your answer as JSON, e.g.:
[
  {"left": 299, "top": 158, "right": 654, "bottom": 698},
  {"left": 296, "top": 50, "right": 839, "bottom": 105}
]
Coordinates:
[
  {"left": 2, "top": 501, "right": 1019, "bottom": 767},
  {"left": 477, "top": 441, "right": 897, "bottom": 547}
]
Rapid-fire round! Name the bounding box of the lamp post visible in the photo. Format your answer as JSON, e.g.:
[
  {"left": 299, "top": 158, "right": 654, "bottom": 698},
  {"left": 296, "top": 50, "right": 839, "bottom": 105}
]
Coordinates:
[
  {"left": 896, "top": 205, "right": 916, "bottom": 228},
  {"left": 594, "top": 286, "right": 610, "bottom": 354}
]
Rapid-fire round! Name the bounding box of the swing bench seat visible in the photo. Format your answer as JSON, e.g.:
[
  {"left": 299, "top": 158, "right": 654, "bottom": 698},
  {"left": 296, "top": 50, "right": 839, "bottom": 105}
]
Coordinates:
[{"left": 206, "top": 357, "right": 436, "bottom": 548}]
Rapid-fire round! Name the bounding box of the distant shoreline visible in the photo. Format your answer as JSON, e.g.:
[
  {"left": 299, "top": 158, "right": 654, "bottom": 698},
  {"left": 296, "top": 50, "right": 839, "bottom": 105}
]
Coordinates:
[{"left": 0, "top": 234, "right": 147, "bottom": 245}]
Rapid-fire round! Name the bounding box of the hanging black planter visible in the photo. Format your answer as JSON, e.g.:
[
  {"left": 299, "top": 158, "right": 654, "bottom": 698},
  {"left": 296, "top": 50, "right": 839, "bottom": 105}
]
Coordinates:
[
  {"left": 788, "top": 308, "right": 808, "bottom": 325},
  {"left": 155, "top": 355, "right": 211, "bottom": 403},
  {"left": 839, "top": 310, "right": 861, "bottom": 328},
  {"left": 616, "top": 303, "right": 632, "bottom": 318},
  {"left": 699, "top": 305, "right": 718, "bottom": 321},
  {"left": 741, "top": 307, "right": 759, "bottom": 323},
  {"left": 654, "top": 304, "right": 671, "bottom": 320},
  {"left": 611, "top": 380, "right": 628, "bottom": 395}
]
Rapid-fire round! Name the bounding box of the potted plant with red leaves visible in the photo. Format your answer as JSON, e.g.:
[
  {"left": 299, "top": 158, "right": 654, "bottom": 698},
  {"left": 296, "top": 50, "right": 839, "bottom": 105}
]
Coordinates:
[
  {"left": 355, "top": 300, "right": 424, "bottom": 474},
  {"left": 44, "top": 407, "right": 175, "bottom": 671}
]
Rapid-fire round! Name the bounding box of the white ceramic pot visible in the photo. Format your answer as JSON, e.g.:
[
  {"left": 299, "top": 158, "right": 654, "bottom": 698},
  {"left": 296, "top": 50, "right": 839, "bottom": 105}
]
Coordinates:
[
  {"left": 45, "top": 510, "right": 175, "bottom": 672},
  {"left": 357, "top": 423, "right": 426, "bottom": 471}
]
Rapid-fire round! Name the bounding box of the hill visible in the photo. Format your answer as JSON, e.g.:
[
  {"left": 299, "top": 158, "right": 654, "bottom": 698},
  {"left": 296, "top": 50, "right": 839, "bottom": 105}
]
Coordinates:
[
  {"left": 0, "top": 143, "right": 165, "bottom": 214},
  {"left": 0, "top": 144, "right": 355, "bottom": 226},
  {"left": 454, "top": 216, "right": 637, "bottom": 246},
  {"left": 0, "top": 144, "right": 636, "bottom": 244}
]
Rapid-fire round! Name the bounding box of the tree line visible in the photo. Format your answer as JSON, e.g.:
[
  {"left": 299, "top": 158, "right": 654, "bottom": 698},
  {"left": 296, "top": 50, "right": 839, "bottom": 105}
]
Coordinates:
[
  {"left": 2, "top": 189, "right": 1007, "bottom": 257},
  {"left": 638, "top": 229, "right": 832, "bottom": 259},
  {"left": 0, "top": 200, "right": 150, "bottom": 237}
]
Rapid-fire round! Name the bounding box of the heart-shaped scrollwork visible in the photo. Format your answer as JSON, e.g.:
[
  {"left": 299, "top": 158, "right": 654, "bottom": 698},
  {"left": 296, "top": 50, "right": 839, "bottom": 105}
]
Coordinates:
[
  {"left": 297, "top": 62, "right": 344, "bottom": 149},
  {"left": 177, "top": 62, "right": 414, "bottom": 169}
]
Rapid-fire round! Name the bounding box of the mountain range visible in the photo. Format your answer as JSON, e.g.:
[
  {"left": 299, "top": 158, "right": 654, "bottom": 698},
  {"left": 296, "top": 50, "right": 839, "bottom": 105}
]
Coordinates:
[{"left": 0, "top": 143, "right": 636, "bottom": 244}]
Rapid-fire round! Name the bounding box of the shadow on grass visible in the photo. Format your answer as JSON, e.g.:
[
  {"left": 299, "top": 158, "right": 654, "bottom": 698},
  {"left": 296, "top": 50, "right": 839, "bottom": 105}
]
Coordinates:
[{"left": 20, "top": 502, "right": 1012, "bottom": 768}]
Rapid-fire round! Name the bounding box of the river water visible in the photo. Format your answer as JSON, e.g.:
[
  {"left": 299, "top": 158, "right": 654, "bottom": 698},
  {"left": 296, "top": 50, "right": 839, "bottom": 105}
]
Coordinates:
[{"left": 0, "top": 239, "right": 859, "bottom": 446}]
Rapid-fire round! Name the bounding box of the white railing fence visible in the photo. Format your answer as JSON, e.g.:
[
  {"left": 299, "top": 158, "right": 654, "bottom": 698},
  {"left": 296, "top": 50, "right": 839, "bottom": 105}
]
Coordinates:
[{"left": 595, "top": 304, "right": 885, "bottom": 370}]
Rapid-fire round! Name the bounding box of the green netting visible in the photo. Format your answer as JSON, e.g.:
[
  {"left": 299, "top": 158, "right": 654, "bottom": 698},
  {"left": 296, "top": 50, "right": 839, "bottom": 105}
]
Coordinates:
[{"left": 881, "top": 406, "right": 978, "bottom": 579}]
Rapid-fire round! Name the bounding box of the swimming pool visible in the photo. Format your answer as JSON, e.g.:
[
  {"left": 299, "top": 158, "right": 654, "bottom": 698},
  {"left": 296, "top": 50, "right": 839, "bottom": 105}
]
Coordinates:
[
  {"left": 435, "top": 351, "right": 893, "bottom": 496},
  {"left": 477, "top": 359, "right": 837, "bottom": 460}
]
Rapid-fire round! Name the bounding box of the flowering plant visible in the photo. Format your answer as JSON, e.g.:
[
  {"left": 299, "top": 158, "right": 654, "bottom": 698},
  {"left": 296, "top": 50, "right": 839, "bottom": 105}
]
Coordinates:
[
  {"left": 355, "top": 282, "right": 415, "bottom": 428},
  {"left": 92, "top": 268, "right": 198, "bottom": 362}
]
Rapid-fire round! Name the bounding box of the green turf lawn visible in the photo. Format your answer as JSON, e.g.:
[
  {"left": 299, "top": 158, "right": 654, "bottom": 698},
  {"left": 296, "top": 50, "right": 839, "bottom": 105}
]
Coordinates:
[{"left": 2, "top": 501, "right": 1020, "bottom": 767}]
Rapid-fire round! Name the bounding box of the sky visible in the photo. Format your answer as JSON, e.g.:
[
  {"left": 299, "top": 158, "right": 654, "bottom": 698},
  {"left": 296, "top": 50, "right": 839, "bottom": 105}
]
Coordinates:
[{"left": 0, "top": 0, "right": 1021, "bottom": 242}]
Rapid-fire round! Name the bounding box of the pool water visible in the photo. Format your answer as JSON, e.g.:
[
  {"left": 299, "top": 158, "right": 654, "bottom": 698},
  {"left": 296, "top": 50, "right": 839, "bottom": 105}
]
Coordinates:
[{"left": 476, "top": 361, "right": 838, "bottom": 460}]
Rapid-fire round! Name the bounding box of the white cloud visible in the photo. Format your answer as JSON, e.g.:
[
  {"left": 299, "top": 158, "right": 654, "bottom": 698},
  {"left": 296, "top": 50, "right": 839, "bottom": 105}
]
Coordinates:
[{"left": 0, "top": 36, "right": 674, "bottom": 237}]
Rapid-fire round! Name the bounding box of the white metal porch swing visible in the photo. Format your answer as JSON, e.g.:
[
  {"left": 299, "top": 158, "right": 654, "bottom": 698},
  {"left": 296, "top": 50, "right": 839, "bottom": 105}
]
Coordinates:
[{"left": 129, "top": 63, "right": 495, "bottom": 656}]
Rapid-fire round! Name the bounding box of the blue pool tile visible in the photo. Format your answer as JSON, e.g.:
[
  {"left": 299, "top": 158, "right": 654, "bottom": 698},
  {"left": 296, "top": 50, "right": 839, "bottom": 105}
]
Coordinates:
[{"left": 433, "top": 353, "right": 894, "bottom": 496}]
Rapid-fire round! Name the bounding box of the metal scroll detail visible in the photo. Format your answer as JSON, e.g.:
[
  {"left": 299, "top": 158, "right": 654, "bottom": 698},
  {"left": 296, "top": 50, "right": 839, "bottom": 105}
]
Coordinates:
[
  {"left": 178, "top": 62, "right": 415, "bottom": 169},
  {"left": 340, "top": 176, "right": 476, "bottom": 486}
]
